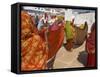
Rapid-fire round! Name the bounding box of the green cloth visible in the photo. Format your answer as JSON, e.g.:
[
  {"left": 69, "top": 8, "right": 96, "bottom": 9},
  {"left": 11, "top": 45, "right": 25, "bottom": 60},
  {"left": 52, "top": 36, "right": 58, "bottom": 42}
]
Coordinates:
[{"left": 65, "top": 21, "right": 73, "bottom": 40}]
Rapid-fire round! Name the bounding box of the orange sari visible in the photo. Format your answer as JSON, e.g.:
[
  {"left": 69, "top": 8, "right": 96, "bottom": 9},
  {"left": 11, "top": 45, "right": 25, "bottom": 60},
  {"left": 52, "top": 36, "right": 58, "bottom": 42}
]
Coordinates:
[{"left": 21, "top": 11, "right": 48, "bottom": 71}]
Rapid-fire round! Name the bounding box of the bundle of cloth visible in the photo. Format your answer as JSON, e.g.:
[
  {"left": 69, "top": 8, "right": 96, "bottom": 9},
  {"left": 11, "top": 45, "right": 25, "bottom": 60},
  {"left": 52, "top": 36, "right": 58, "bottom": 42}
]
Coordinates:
[{"left": 21, "top": 11, "right": 48, "bottom": 71}]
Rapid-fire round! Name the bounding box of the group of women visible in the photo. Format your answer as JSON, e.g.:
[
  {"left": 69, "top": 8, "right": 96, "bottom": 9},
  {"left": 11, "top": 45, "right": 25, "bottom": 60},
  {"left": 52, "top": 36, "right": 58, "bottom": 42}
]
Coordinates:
[{"left": 21, "top": 10, "right": 96, "bottom": 71}]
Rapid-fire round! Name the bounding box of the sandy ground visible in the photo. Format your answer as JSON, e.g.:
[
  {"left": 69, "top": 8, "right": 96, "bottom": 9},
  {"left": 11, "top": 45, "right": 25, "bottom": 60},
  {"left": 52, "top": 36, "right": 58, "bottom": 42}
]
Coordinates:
[{"left": 53, "top": 41, "right": 87, "bottom": 69}]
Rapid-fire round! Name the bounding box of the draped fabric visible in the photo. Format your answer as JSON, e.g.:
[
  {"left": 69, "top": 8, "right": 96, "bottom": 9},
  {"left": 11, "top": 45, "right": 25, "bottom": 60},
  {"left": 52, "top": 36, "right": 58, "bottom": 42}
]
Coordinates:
[
  {"left": 86, "top": 30, "right": 95, "bottom": 53},
  {"left": 39, "top": 19, "right": 65, "bottom": 60},
  {"left": 64, "top": 21, "right": 76, "bottom": 51},
  {"left": 74, "top": 23, "right": 88, "bottom": 45},
  {"left": 87, "top": 53, "right": 95, "bottom": 67},
  {"left": 48, "top": 22, "right": 64, "bottom": 59},
  {"left": 65, "top": 21, "right": 73, "bottom": 40},
  {"left": 21, "top": 11, "right": 48, "bottom": 71},
  {"left": 21, "top": 34, "right": 48, "bottom": 70},
  {"left": 39, "top": 27, "right": 47, "bottom": 42},
  {"left": 21, "top": 11, "right": 65, "bottom": 70},
  {"left": 86, "top": 23, "right": 95, "bottom": 67}
]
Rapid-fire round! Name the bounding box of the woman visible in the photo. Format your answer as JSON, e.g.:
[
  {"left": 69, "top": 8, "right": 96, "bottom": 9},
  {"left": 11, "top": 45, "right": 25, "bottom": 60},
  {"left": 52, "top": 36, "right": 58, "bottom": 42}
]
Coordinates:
[
  {"left": 21, "top": 11, "right": 48, "bottom": 71},
  {"left": 86, "top": 23, "right": 96, "bottom": 67},
  {"left": 47, "top": 17, "right": 65, "bottom": 68},
  {"left": 64, "top": 21, "right": 75, "bottom": 51}
]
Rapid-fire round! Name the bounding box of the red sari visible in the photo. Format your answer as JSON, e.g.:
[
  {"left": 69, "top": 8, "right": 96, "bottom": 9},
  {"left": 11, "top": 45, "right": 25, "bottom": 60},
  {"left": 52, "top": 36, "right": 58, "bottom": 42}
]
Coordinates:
[
  {"left": 48, "top": 22, "right": 64, "bottom": 59},
  {"left": 86, "top": 23, "right": 95, "bottom": 67},
  {"left": 39, "top": 21, "right": 64, "bottom": 60}
]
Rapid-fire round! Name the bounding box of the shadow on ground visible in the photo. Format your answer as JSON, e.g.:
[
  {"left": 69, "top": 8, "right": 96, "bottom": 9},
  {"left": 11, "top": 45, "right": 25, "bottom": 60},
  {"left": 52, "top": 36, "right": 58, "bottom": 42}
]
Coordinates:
[{"left": 77, "top": 51, "right": 88, "bottom": 66}]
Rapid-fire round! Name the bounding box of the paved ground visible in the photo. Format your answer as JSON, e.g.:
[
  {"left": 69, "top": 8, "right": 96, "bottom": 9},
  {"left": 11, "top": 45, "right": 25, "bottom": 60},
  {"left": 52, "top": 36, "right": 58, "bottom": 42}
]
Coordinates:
[{"left": 53, "top": 41, "right": 87, "bottom": 69}]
